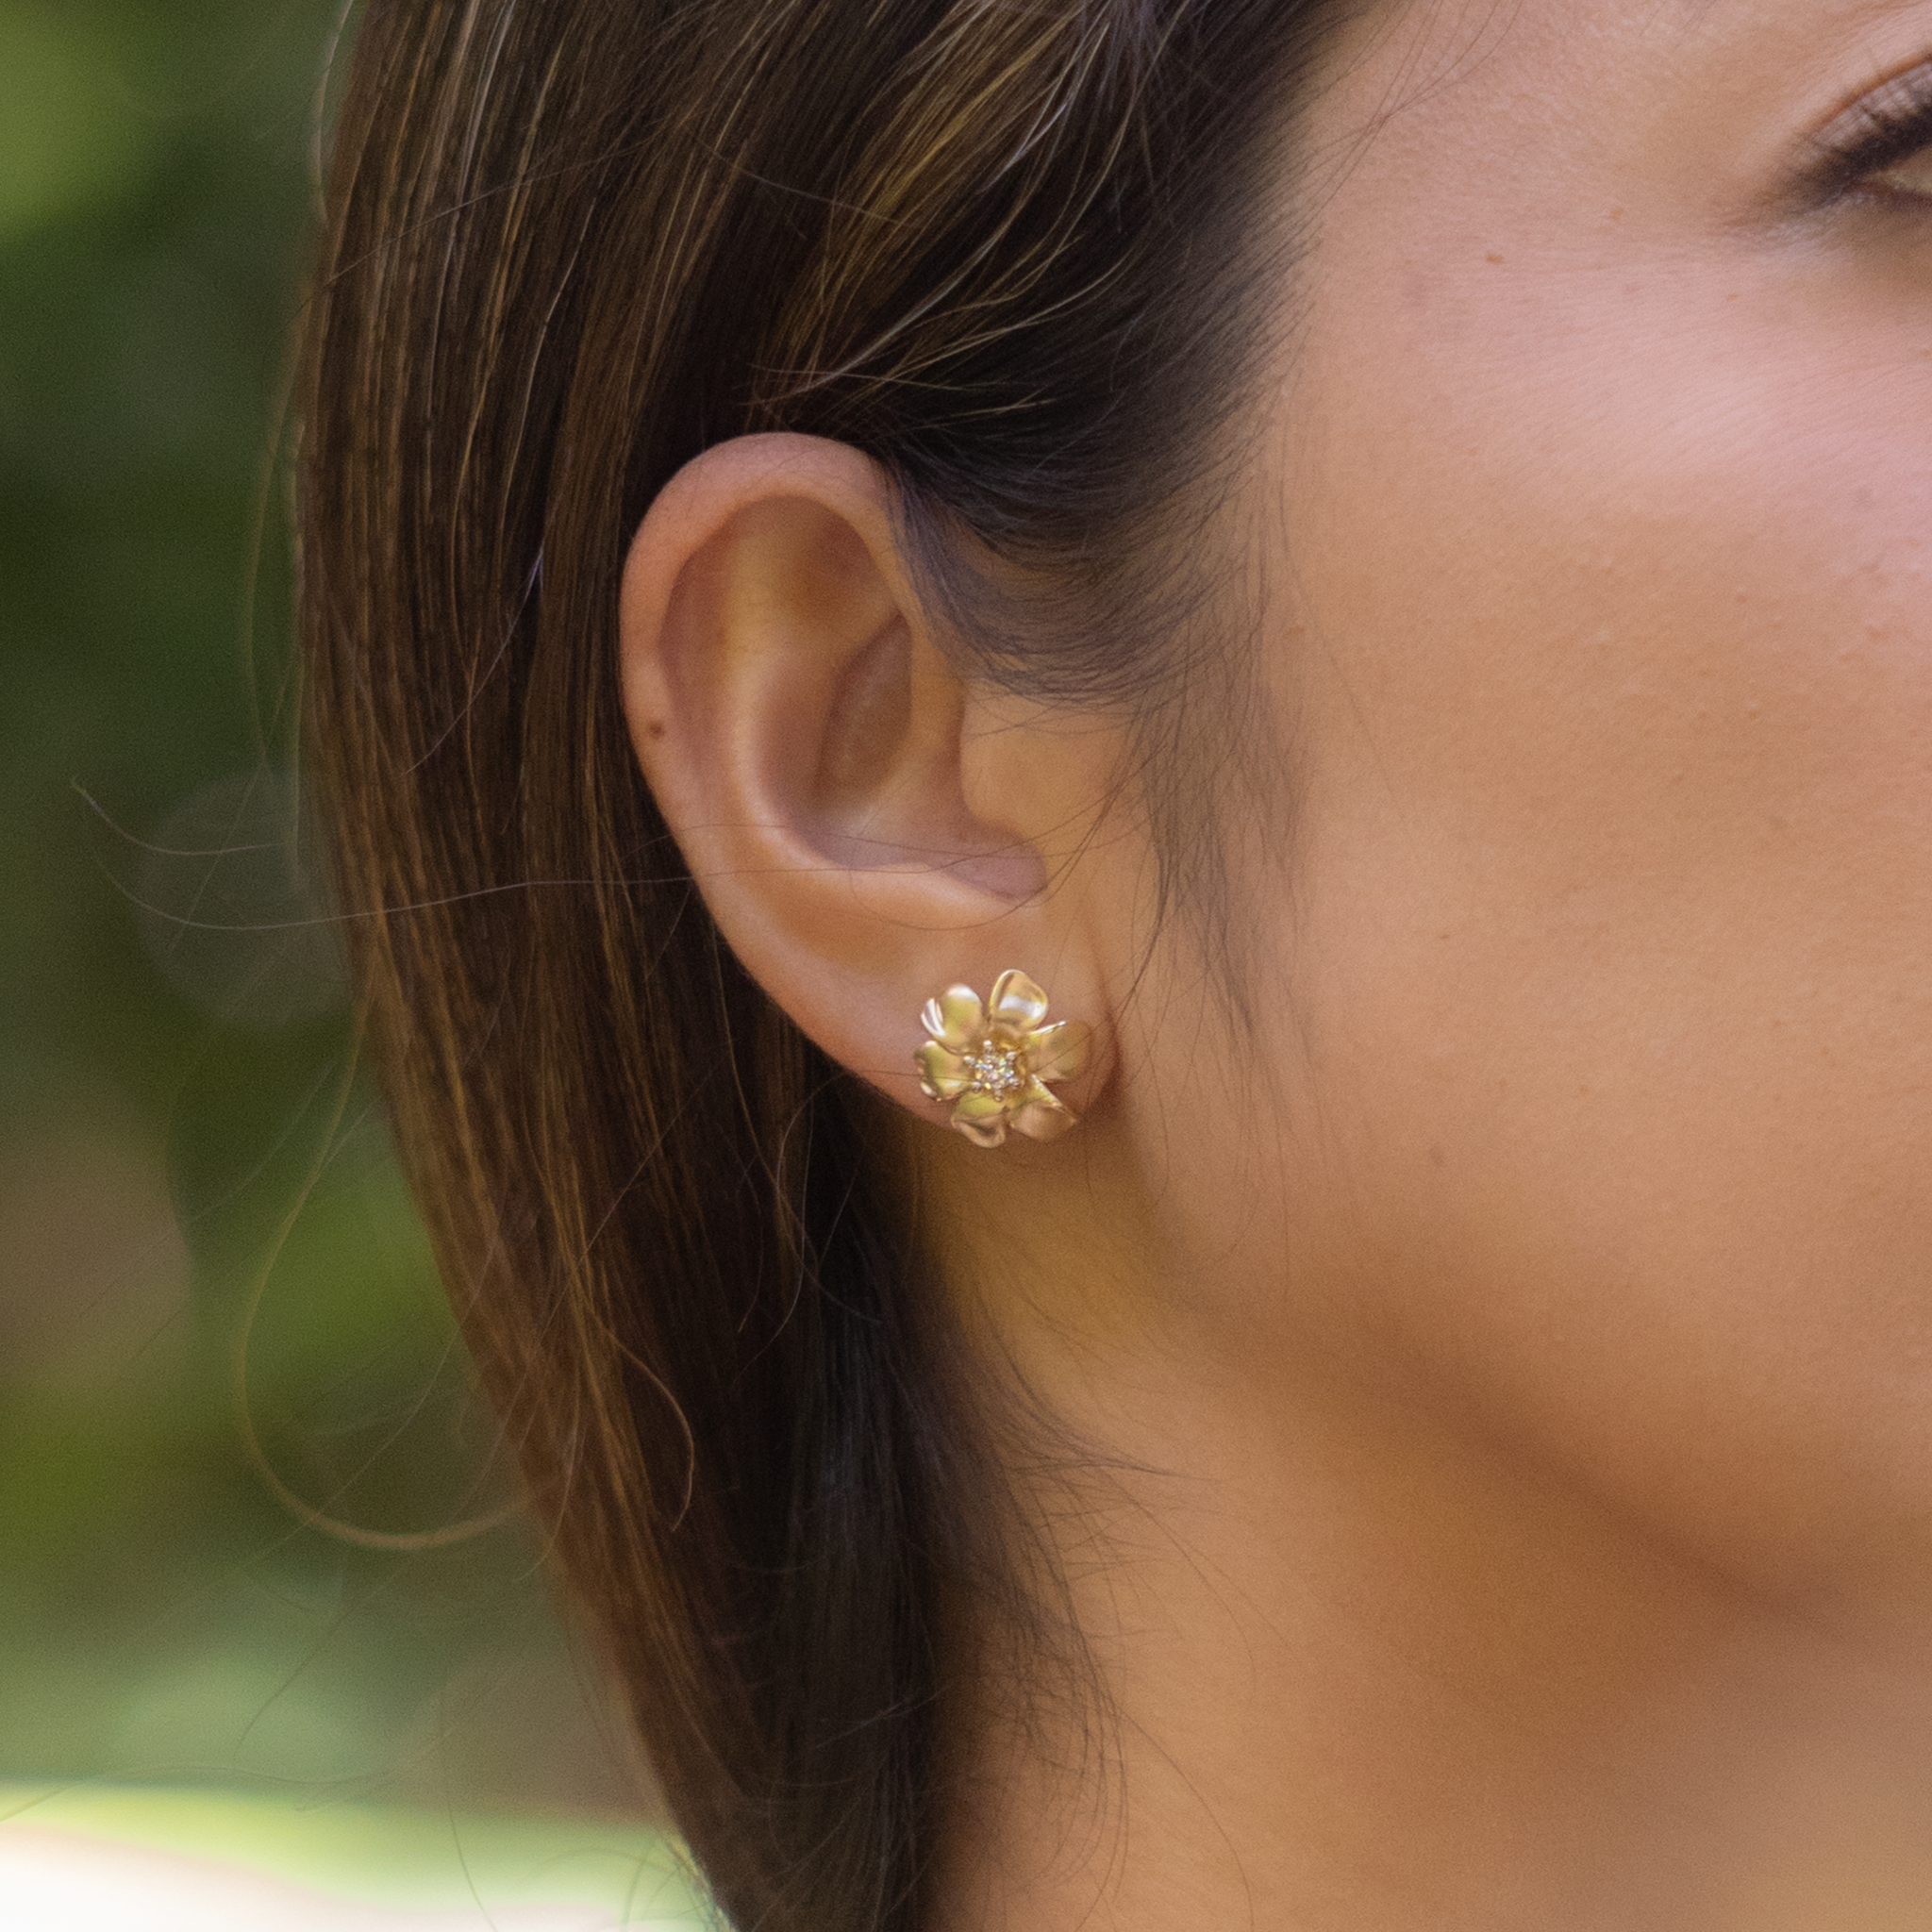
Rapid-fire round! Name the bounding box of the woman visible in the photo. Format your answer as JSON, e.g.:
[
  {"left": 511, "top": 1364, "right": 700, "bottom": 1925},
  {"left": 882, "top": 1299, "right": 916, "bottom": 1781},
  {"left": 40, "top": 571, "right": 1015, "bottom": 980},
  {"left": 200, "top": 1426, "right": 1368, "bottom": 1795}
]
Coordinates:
[{"left": 299, "top": 0, "right": 1932, "bottom": 1926}]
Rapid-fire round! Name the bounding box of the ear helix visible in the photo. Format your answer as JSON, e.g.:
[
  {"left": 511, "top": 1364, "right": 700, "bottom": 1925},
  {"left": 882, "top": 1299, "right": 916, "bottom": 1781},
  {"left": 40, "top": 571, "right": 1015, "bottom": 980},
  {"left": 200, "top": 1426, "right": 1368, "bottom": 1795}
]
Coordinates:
[{"left": 913, "top": 969, "right": 1092, "bottom": 1148}]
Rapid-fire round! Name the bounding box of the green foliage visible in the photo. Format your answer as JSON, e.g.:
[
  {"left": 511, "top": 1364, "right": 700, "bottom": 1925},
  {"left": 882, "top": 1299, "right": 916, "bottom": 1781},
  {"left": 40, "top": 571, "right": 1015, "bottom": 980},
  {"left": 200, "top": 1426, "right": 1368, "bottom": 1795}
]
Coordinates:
[{"left": 0, "top": 0, "right": 636, "bottom": 1813}]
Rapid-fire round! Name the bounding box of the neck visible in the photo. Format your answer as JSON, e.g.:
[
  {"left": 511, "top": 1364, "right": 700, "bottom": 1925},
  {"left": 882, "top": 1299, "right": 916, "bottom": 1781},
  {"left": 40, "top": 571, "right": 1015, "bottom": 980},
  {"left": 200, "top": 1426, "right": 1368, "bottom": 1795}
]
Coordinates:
[{"left": 923, "top": 1248, "right": 1932, "bottom": 1931}]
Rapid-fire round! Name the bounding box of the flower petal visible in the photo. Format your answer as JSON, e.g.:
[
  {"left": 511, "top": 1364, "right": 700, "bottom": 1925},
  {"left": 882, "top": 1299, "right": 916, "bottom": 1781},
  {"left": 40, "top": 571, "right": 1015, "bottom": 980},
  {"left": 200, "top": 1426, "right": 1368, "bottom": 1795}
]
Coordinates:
[
  {"left": 914, "top": 1041, "right": 971, "bottom": 1100},
  {"left": 950, "top": 1090, "right": 1008, "bottom": 1147},
  {"left": 1024, "top": 1018, "right": 1090, "bottom": 1085},
  {"left": 989, "top": 969, "right": 1050, "bottom": 1032},
  {"left": 1010, "top": 1085, "right": 1077, "bottom": 1141},
  {"left": 923, "top": 985, "right": 986, "bottom": 1049}
]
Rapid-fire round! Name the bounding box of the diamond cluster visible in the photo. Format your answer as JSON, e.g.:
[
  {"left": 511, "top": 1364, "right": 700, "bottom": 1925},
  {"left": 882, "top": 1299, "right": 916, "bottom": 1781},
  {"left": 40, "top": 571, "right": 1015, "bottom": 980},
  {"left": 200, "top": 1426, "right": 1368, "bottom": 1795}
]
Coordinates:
[{"left": 963, "top": 1043, "right": 1027, "bottom": 1100}]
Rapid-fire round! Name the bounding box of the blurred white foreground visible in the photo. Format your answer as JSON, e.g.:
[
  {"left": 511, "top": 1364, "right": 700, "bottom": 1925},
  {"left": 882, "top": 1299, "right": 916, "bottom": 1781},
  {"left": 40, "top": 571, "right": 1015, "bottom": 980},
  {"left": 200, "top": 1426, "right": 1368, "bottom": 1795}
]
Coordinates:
[
  {"left": 2, "top": 1829, "right": 639, "bottom": 1930},
  {"left": 0, "top": 1787, "right": 706, "bottom": 1930}
]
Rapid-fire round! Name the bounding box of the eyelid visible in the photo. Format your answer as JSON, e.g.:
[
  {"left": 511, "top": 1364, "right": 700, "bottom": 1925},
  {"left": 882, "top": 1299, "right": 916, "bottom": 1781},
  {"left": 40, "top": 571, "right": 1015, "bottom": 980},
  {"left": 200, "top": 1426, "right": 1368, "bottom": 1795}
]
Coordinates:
[{"left": 1810, "top": 58, "right": 1932, "bottom": 187}]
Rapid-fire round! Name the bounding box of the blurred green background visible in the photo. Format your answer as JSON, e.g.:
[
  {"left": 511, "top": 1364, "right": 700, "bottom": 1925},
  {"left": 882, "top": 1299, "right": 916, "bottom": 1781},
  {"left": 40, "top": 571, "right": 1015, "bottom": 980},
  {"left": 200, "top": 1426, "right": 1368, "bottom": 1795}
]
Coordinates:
[{"left": 0, "top": 0, "right": 643, "bottom": 1818}]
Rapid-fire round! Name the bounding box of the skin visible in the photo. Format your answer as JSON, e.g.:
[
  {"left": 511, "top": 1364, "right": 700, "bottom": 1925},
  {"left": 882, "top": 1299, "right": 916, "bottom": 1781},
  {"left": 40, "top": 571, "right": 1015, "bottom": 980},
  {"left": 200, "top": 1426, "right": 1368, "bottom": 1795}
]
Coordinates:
[{"left": 621, "top": 1, "right": 1932, "bottom": 1924}]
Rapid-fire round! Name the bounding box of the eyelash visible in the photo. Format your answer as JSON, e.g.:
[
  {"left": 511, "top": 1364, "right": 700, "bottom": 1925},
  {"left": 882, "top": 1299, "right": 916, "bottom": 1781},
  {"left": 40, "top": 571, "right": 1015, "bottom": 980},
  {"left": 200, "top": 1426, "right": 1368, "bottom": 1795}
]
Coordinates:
[{"left": 1818, "top": 65, "right": 1932, "bottom": 195}]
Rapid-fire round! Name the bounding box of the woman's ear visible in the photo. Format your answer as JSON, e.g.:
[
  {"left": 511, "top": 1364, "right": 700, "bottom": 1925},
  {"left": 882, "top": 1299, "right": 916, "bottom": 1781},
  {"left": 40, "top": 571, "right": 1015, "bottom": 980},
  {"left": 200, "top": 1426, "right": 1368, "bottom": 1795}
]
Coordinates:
[{"left": 618, "top": 433, "right": 1122, "bottom": 1131}]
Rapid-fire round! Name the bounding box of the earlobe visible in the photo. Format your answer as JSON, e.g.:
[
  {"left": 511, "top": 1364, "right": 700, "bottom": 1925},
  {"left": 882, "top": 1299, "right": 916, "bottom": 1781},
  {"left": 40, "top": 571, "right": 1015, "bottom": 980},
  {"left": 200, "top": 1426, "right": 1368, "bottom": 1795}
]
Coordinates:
[{"left": 617, "top": 433, "right": 1119, "bottom": 1131}]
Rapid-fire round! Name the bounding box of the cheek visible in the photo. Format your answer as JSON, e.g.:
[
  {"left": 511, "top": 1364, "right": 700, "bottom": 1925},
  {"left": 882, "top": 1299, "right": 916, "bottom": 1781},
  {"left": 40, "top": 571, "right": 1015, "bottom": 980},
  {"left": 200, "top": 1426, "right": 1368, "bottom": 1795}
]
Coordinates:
[{"left": 1245, "top": 260, "right": 1932, "bottom": 1600}]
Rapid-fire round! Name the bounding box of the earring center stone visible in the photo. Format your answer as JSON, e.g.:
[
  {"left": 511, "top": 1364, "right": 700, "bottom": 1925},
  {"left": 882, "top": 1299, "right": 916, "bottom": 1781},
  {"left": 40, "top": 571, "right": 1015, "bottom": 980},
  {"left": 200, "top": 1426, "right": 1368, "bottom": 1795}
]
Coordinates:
[{"left": 963, "top": 1044, "right": 1027, "bottom": 1100}]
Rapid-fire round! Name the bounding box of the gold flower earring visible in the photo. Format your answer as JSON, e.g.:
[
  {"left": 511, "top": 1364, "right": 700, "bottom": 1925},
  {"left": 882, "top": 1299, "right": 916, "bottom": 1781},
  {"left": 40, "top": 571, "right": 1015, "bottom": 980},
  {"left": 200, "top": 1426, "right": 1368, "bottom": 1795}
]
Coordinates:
[{"left": 914, "top": 970, "right": 1091, "bottom": 1147}]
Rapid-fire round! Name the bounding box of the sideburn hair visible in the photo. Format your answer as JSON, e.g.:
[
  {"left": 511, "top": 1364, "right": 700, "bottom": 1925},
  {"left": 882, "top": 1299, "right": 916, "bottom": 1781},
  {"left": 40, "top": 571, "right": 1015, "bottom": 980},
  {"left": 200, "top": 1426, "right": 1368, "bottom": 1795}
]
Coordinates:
[{"left": 298, "top": 2, "right": 1350, "bottom": 1926}]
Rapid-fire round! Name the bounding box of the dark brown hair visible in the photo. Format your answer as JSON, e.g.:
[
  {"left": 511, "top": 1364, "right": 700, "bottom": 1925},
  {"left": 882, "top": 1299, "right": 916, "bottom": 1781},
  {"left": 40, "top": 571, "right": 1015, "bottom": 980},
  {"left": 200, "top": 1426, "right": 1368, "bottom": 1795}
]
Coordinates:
[{"left": 298, "top": 3, "right": 1347, "bottom": 1926}]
